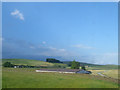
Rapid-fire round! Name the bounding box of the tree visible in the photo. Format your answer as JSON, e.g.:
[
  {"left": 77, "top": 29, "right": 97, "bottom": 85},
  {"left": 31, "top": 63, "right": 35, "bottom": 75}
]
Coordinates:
[
  {"left": 81, "top": 66, "right": 86, "bottom": 70},
  {"left": 3, "top": 62, "right": 14, "bottom": 67},
  {"left": 71, "top": 60, "right": 80, "bottom": 69}
]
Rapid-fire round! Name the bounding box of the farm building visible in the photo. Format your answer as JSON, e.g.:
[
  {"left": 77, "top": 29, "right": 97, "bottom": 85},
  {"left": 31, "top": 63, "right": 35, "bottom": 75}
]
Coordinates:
[{"left": 36, "top": 69, "right": 92, "bottom": 74}]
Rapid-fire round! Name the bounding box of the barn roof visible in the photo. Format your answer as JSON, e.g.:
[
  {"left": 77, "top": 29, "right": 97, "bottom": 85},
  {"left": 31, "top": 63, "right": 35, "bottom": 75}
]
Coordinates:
[{"left": 37, "top": 69, "right": 82, "bottom": 72}]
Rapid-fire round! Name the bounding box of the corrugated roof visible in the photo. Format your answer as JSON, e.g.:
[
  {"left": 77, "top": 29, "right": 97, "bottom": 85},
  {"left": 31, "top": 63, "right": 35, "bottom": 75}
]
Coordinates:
[{"left": 37, "top": 69, "right": 82, "bottom": 72}]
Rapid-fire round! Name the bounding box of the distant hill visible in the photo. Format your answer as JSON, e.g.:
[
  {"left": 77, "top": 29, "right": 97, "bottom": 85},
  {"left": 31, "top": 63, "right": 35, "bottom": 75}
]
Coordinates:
[
  {"left": 62, "top": 61, "right": 101, "bottom": 67},
  {"left": 2, "top": 59, "right": 67, "bottom": 68},
  {"left": 62, "top": 61, "right": 118, "bottom": 70},
  {"left": 87, "top": 65, "right": 118, "bottom": 70}
]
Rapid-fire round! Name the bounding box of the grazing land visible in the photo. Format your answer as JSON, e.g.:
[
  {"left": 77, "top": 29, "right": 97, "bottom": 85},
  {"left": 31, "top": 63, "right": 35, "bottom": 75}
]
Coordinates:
[
  {"left": 2, "top": 59, "right": 67, "bottom": 68},
  {"left": 2, "top": 59, "right": 56, "bottom": 66},
  {"left": 2, "top": 68, "right": 118, "bottom": 88},
  {"left": 2, "top": 59, "right": 119, "bottom": 88},
  {"left": 87, "top": 65, "right": 118, "bottom": 70},
  {"left": 86, "top": 65, "right": 119, "bottom": 79},
  {"left": 0, "top": 68, "right": 2, "bottom": 89},
  {"left": 90, "top": 70, "right": 118, "bottom": 79}
]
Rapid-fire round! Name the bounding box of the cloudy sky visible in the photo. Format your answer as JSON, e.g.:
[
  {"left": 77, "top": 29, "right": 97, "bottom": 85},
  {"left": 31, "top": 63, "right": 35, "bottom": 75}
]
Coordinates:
[{"left": 2, "top": 2, "right": 118, "bottom": 65}]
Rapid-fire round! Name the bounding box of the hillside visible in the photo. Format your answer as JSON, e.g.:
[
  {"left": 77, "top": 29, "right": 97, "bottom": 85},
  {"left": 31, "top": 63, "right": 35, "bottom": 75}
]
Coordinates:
[
  {"left": 2, "top": 59, "right": 67, "bottom": 68},
  {"left": 87, "top": 65, "right": 118, "bottom": 70},
  {"left": 63, "top": 61, "right": 118, "bottom": 70},
  {"left": 2, "top": 59, "right": 118, "bottom": 70},
  {"left": 62, "top": 61, "right": 101, "bottom": 66}
]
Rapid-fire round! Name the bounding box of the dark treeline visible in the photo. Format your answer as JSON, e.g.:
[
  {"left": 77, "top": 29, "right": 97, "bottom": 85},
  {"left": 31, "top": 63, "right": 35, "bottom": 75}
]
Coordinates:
[{"left": 46, "top": 58, "right": 63, "bottom": 63}]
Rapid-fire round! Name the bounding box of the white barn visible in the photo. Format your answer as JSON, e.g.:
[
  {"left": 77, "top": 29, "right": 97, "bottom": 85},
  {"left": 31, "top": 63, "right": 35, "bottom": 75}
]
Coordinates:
[{"left": 36, "top": 69, "right": 91, "bottom": 74}]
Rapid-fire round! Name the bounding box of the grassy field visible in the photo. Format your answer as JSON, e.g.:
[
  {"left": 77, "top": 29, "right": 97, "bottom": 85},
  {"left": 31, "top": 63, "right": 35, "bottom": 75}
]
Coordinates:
[
  {"left": 0, "top": 67, "right": 2, "bottom": 89},
  {"left": 86, "top": 65, "right": 118, "bottom": 70},
  {"left": 2, "top": 59, "right": 67, "bottom": 68},
  {"left": 2, "top": 59, "right": 54, "bottom": 66},
  {"left": 2, "top": 68, "right": 118, "bottom": 88},
  {"left": 90, "top": 70, "right": 118, "bottom": 79},
  {"left": 2, "top": 59, "right": 119, "bottom": 88}
]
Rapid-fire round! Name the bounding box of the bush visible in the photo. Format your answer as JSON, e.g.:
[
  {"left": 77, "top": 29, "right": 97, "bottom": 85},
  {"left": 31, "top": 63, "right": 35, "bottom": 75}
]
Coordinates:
[
  {"left": 81, "top": 66, "right": 86, "bottom": 70},
  {"left": 3, "top": 62, "right": 14, "bottom": 67},
  {"left": 71, "top": 60, "right": 80, "bottom": 69}
]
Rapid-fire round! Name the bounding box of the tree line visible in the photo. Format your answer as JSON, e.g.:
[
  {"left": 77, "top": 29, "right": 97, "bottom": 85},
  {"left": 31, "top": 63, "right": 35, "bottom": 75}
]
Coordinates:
[{"left": 46, "top": 58, "right": 63, "bottom": 63}]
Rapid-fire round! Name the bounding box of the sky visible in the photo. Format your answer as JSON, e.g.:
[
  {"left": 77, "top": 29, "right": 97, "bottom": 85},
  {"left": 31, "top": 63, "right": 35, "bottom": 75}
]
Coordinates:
[{"left": 2, "top": 2, "right": 118, "bottom": 65}]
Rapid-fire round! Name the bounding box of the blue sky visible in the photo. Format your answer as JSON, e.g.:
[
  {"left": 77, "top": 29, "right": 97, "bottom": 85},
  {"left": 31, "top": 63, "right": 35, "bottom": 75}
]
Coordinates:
[{"left": 2, "top": 2, "right": 118, "bottom": 65}]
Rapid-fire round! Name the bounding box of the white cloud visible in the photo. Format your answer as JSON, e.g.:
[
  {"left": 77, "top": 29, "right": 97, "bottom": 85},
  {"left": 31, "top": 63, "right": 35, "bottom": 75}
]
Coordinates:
[
  {"left": 11, "top": 9, "right": 24, "bottom": 20},
  {"left": 37, "top": 46, "right": 68, "bottom": 56},
  {"left": 42, "top": 41, "right": 46, "bottom": 44},
  {"left": 93, "top": 53, "right": 118, "bottom": 65},
  {"left": 3, "top": 38, "right": 118, "bottom": 65},
  {"left": 49, "top": 47, "right": 66, "bottom": 52},
  {"left": 59, "top": 49, "right": 66, "bottom": 52},
  {"left": 72, "top": 44, "right": 94, "bottom": 49},
  {"left": 49, "top": 46, "right": 57, "bottom": 50},
  {"left": 0, "top": 37, "right": 4, "bottom": 41}
]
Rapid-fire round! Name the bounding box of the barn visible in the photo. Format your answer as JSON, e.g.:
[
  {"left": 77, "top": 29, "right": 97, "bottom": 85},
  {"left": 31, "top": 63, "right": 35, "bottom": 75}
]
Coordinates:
[{"left": 36, "top": 69, "right": 92, "bottom": 74}]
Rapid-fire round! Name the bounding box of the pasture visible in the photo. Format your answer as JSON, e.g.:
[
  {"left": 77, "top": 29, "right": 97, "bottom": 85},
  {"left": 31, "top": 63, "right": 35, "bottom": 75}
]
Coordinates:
[
  {"left": 90, "top": 70, "right": 118, "bottom": 79},
  {"left": 2, "top": 59, "right": 67, "bottom": 68},
  {"left": 2, "top": 59, "right": 54, "bottom": 66},
  {"left": 2, "top": 68, "right": 118, "bottom": 88},
  {"left": 86, "top": 65, "right": 118, "bottom": 70}
]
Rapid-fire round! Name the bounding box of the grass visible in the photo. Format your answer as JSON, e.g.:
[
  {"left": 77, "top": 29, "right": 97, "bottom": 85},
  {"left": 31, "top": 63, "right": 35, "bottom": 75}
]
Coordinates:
[
  {"left": 87, "top": 65, "right": 118, "bottom": 70},
  {"left": 2, "top": 59, "right": 53, "bottom": 66},
  {"left": 0, "top": 66, "right": 2, "bottom": 89},
  {"left": 2, "top": 68, "right": 118, "bottom": 88},
  {"left": 90, "top": 70, "right": 118, "bottom": 79},
  {"left": 2, "top": 59, "right": 67, "bottom": 68},
  {"left": 102, "top": 70, "right": 118, "bottom": 79}
]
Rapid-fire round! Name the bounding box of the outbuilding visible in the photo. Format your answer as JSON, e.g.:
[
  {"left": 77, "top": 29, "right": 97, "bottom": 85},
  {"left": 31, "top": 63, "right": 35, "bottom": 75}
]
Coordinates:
[
  {"left": 36, "top": 69, "right": 92, "bottom": 74},
  {"left": 76, "top": 70, "right": 92, "bottom": 74}
]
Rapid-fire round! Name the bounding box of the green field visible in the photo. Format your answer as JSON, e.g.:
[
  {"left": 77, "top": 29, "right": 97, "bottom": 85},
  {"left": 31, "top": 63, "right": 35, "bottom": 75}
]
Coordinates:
[
  {"left": 2, "top": 68, "right": 118, "bottom": 88},
  {"left": 2, "top": 59, "right": 119, "bottom": 88},
  {"left": 86, "top": 65, "right": 118, "bottom": 70},
  {"left": 90, "top": 70, "right": 118, "bottom": 79},
  {"left": 2, "top": 59, "right": 67, "bottom": 68},
  {"left": 0, "top": 67, "right": 2, "bottom": 89},
  {"left": 2, "top": 59, "right": 54, "bottom": 66}
]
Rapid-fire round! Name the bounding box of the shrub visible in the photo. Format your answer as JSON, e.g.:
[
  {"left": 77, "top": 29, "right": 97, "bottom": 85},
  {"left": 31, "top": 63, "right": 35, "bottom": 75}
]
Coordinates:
[
  {"left": 81, "top": 66, "right": 86, "bottom": 70},
  {"left": 3, "top": 62, "right": 14, "bottom": 67},
  {"left": 71, "top": 60, "right": 80, "bottom": 69}
]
